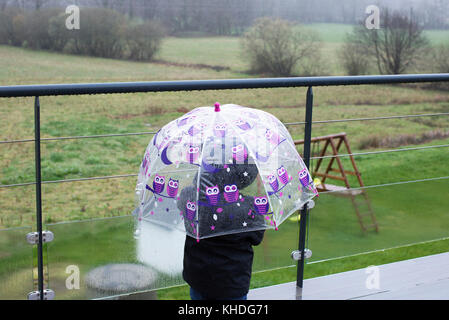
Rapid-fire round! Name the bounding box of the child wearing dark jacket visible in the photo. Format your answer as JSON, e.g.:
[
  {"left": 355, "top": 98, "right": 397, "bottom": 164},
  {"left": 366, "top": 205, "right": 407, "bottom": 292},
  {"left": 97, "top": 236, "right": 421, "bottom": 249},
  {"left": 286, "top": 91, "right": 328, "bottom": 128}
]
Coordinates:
[{"left": 177, "top": 163, "right": 265, "bottom": 300}]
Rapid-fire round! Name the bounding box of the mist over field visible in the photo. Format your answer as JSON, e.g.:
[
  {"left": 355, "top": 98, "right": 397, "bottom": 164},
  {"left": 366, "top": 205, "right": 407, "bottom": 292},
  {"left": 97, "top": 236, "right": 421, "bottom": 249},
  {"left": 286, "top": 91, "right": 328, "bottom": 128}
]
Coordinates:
[{"left": 2, "top": 0, "right": 448, "bottom": 34}]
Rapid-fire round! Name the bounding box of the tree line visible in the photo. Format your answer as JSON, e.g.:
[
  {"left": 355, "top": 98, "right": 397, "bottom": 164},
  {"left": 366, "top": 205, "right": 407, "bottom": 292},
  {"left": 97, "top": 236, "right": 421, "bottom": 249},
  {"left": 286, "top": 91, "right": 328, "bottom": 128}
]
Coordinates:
[
  {"left": 0, "top": 7, "right": 165, "bottom": 60},
  {"left": 243, "top": 7, "right": 448, "bottom": 79},
  {"left": 0, "top": 0, "right": 448, "bottom": 36},
  {"left": 0, "top": 2, "right": 447, "bottom": 79}
]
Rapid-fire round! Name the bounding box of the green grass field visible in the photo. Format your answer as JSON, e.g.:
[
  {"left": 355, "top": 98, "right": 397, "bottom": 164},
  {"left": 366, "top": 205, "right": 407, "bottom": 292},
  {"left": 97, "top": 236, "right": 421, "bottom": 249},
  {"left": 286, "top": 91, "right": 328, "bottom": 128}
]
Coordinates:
[
  {"left": 157, "top": 23, "right": 449, "bottom": 75},
  {"left": 0, "top": 23, "right": 448, "bottom": 299}
]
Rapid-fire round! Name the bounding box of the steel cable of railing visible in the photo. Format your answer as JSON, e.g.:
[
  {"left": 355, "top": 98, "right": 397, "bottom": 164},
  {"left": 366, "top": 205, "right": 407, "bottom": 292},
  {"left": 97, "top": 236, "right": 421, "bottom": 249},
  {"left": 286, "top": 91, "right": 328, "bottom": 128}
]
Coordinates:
[
  {"left": 318, "top": 175, "right": 449, "bottom": 195},
  {"left": 1, "top": 144, "right": 448, "bottom": 189},
  {"left": 0, "top": 131, "right": 157, "bottom": 145},
  {"left": 310, "top": 144, "right": 449, "bottom": 160},
  {"left": 284, "top": 112, "right": 449, "bottom": 126},
  {"left": 1, "top": 112, "right": 447, "bottom": 144},
  {"left": 3, "top": 172, "right": 448, "bottom": 192}
]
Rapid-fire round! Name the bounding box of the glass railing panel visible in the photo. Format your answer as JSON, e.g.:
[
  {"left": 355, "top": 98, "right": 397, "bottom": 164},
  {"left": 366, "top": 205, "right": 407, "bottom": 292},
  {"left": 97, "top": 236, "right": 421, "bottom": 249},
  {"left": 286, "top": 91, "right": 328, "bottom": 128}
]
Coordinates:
[
  {"left": 253, "top": 214, "right": 299, "bottom": 272},
  {"left": 308, "top": 178, "right": 449, "bottom": 263},
  {"left": 0, "top": 226, "right": 33, "bottom": 299},
  {"left": 45, "top": 216, "right": 185, "bottom": 299}
]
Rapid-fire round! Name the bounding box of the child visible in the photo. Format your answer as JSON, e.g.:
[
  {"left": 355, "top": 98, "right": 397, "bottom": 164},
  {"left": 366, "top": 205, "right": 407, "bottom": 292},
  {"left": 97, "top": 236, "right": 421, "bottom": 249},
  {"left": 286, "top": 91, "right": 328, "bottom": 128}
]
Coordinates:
[{"left": 177, "top": 163, "right": 265, "bottom": 300}]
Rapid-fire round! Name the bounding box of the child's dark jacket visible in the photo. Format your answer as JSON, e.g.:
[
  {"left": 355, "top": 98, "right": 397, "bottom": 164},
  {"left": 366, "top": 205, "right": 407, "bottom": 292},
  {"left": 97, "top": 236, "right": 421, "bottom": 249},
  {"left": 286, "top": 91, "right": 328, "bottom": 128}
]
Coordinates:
[{"left": 177, "top": 163, "right": 265, "bottom": 299}]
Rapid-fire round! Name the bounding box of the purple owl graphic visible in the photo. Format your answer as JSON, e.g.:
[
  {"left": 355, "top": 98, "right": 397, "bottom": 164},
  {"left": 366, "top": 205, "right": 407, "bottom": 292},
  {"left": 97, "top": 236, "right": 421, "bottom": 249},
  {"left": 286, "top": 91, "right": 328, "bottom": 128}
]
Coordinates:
[
  {"left": 186, "top": 145, "right": 200, "bottom": 164},
  {"left": 254, "top": 196, "right": 269, "bottom": 215},
  {"left": 234, "top": 118, "right": 251, "bottom": 131},
  {"left": 177, "top": 115, "right": 196, "bottom": 127},
  {"left": 153, "top": 174, "right": 165, "bottom": 194},
  {"left": 205, "top": 185, "right": 220, "bottom": 205},
  {"left": 142, "top": 151, "right": 151, "bottom": 176},
  {"left": 167, "top": 178, "right": 179, "bottom": 197},
  {"left": 214, "top": 123, "right": 227, "bottom": 138},
  {"left": 223, "top": 184, "right": 239, "bottom": 203},
  {"left": 188, "top": 122, "right": 207, "bottom": 136},
  {"left": 277, "top": 165, "right": 289, "bottom": 185},
  {"left": 267, "top": 174, "right": 279, "bottom": 192},
  {"left": 232, "top": 144, "right": 248, "bottom": 163},
  {"left": 265, "top": 129, "right": 281, "bottom": 145},
  {"left": 185, "top": 201, "right": 196, "bottom": 221},
  {"left": 298, "top": 169, "right": 311, "bottom": 188}
]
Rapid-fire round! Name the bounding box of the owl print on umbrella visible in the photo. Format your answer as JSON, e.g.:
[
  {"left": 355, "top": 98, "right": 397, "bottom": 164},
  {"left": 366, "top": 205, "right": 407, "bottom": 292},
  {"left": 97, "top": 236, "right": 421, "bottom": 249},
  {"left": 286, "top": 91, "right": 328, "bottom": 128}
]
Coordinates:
[
  {"left": 145, "top": 174, "right": 180, "bottom": 200},
  {"left": 254, "top": 196, "right": 269, "bottom": 215},
  {"left": 214, "top": 122, "right": 227, "bottom": 138},
  {"left": 234, "top": 118, "right": 252, "bottom": 131},
  {"left": 205, "top": 185, "right": 220, "bottom": 205},
  {"left": 266, "top": 165, "right": 293, "bottom": 196},
  {"left": 186, "top": 145, "right": 200, "bottom": 164},
  {"left": 223, "top": 184, "right": 239, "bottom": 203},
  {"left": 298, "top": 168, "right": 314, "bottom": 191},
  {"left": 232, "top": 144, "right": 248, "bottom": 163},
  {"left": 152, "top": 174, "right": 165, "bottom": 194},
  {"left": 201, "top": 183, "right": 240, "bottom": 207},
  {"left": 134, "top": 103, "right": 318, "bottom": 241}
]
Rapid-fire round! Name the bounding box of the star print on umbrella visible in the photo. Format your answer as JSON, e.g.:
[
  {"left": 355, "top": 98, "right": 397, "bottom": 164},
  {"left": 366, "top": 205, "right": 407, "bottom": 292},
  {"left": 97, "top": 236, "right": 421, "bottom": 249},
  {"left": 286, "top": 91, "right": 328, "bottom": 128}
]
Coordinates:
[{"left": 133, "top": 103, "right": 318, "bottom": 240}]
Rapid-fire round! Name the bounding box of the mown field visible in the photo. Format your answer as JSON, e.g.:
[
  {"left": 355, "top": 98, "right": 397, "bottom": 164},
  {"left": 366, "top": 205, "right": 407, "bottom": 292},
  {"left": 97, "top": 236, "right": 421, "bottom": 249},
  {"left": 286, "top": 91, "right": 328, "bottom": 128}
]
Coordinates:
[{"left": 0, "top": 23, "right": 448, "bottom": 299}]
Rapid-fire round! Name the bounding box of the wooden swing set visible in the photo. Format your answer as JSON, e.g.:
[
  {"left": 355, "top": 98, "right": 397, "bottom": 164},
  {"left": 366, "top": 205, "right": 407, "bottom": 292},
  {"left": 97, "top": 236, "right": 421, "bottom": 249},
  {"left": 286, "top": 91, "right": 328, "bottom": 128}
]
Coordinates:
[{"left": 295, "top": 132, "right": 379, "bottom": 233}]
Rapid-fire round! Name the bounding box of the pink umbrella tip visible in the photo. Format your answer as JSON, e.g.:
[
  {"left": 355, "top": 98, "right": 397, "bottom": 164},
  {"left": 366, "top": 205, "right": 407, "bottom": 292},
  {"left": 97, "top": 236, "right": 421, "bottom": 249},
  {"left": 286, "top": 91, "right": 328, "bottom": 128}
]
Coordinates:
[{"left": 214, "top": 102, "right": 220, "bottom": 112}]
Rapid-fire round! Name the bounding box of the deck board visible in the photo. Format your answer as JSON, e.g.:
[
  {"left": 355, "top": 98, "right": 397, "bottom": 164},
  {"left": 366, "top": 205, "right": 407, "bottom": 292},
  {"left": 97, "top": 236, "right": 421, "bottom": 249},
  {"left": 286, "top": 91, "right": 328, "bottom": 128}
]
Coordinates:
[{"left": 248, "top": 252, "right": 449, "bottom": 300}]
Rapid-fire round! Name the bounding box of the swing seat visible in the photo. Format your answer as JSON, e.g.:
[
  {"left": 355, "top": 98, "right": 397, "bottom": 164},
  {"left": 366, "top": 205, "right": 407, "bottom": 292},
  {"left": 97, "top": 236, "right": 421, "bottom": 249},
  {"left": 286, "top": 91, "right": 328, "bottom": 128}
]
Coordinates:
[{"left": 318, "top": 183, "right": 362, "bottom": 196}]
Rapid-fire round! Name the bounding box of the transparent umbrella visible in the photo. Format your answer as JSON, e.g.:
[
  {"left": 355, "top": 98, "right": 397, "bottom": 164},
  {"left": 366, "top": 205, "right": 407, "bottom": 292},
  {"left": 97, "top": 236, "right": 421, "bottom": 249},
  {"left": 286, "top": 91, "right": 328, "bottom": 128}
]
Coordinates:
[{"left": 133, "top": 103, "right": 318, "bottom": 241}]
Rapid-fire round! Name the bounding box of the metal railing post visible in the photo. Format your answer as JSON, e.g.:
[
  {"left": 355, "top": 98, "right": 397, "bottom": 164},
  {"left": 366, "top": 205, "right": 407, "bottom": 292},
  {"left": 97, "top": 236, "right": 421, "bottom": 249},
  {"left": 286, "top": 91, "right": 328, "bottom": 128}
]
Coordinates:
[
  {"left": 34, "top": 96, "right": 44, "bottom": 300},
  {"left": 296, "top": 86, "right": 313, "bottom": 298}
]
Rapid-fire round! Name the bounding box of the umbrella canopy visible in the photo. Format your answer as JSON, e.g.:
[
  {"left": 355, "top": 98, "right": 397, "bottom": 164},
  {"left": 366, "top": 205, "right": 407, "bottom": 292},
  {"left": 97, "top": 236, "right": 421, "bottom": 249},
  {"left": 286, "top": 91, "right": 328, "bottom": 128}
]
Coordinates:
[{"left": 134, "top": 103, "right": 318, "bottom": 240}]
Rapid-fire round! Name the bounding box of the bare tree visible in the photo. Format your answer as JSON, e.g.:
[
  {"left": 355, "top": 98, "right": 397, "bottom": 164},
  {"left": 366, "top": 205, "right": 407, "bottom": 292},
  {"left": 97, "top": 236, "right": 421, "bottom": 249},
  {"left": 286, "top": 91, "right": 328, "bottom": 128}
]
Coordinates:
[
  {"left": 349, "top": 8, "right": 429, "bottom": 74},
  {"left": 241, "top": 17, "right": 321, "bottom": 76},
  {"left": 432, "top": 44, "right": 449, "bottom": 73},
  {"left": 339, "top": 40, "right": 371, "bottom": 75}
]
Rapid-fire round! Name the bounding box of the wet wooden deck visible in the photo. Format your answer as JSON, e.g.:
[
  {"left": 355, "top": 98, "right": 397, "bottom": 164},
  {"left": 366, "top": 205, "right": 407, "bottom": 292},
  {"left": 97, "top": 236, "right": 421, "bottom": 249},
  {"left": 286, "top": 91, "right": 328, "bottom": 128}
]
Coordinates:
[{"left": 248, "top": 252, "right": 449, "bottom": 300}]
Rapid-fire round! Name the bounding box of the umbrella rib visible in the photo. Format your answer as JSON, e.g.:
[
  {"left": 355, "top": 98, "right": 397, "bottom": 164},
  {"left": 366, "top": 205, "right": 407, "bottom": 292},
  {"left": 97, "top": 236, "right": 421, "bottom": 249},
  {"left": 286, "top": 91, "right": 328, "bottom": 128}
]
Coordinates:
[
  {"left": 194, "top": 109, "right": 219, "bottom": 240},
  {"left": 138, "top": 136, "right": 160, "bottom": 220},
  {"left": 221, "top": 109, "right": 278, "bottom": 230}
]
